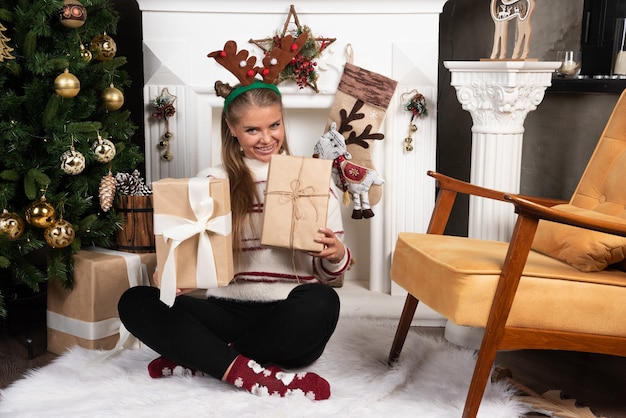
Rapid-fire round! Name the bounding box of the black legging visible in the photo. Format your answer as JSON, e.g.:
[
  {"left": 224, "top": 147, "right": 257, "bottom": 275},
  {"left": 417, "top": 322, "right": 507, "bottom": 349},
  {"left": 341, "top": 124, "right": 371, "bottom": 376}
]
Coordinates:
[{"left": 117, "top": 283, "right": 340, "bottom": 380}]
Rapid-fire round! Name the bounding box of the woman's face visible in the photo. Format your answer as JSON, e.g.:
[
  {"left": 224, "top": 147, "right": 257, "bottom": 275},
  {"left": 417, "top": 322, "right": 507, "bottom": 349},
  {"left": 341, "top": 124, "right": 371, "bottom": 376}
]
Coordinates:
[{"left": 227, "top": 104, "right": 285, "bottom": 163}]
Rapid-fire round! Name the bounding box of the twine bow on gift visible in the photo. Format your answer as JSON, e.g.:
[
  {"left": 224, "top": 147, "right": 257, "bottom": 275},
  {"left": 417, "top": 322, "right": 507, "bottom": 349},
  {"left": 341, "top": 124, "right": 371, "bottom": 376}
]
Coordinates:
[{"left": 154, "top": 178, "right": 231, "bottom": 307}]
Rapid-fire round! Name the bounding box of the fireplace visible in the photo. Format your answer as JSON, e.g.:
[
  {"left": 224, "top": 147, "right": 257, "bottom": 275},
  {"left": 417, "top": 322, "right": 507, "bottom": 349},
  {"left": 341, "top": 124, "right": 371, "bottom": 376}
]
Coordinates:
[{"left": 136, "top": 0, "right": 448, "bottom": 296}]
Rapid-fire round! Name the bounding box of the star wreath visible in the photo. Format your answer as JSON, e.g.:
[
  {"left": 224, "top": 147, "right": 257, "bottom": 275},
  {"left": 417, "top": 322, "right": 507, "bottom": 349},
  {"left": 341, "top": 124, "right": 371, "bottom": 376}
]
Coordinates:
[{"left": 249, "top": 5, "right": 335, "bottom": 92}]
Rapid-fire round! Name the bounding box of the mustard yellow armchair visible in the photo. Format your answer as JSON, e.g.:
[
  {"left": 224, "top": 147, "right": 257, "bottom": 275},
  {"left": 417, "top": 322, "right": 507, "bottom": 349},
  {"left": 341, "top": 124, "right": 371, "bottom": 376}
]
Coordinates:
[{"left": 388, "top": 90, "right": 626, "bottom": 418}]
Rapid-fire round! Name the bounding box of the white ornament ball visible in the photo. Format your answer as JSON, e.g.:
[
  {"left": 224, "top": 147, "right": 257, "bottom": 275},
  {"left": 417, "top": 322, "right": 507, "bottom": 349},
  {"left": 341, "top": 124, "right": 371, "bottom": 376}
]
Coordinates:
[
  {"left": 60, "top": 148, "right": 86, "bottom": 175},
  {"left": 92, "top": 138, "right": 116, "bottom": 163}
]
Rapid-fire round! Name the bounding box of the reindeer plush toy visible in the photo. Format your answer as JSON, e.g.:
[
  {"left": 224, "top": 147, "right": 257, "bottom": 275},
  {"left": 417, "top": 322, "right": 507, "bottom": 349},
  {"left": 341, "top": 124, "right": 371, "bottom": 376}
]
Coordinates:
[{"left": 314, "top": 122, "right": 384, "bottom": 219}]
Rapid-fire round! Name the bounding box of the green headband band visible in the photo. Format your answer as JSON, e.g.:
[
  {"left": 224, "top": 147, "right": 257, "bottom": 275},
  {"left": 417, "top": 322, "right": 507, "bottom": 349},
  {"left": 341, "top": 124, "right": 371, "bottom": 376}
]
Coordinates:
[{"left": 223, "top": 81, "right": 281, "bottom": 111}]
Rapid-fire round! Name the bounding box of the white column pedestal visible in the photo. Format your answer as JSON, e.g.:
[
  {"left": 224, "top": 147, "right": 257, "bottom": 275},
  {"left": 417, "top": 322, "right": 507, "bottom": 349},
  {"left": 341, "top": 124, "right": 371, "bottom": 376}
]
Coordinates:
[{"left": 442, "top": 60, "right": 560, "bottom": 347}]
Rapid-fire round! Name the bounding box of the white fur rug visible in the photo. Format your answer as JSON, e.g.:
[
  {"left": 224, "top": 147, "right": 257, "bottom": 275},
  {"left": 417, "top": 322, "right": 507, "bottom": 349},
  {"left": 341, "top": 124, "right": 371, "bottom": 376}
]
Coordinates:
[{"left": 0, "top": 318, "right": 530, "bottom": 417}]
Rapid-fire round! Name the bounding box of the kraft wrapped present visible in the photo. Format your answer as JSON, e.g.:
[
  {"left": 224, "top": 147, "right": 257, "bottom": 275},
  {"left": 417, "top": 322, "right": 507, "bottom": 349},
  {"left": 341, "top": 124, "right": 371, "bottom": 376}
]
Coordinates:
[
  {"left": 153, "top": 177, "right": 233, "bottom": 307},
  {"left": 46, "top": 248, "right": 156, "bottom": 355},
  {"left": 261, "top": 154, "right": 332, "bottom": 252}
]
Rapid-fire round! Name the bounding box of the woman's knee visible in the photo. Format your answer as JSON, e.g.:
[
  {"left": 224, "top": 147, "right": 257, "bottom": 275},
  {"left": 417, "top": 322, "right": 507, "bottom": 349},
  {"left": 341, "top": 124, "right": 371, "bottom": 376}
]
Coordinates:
[
  {"left": 117, "top": 285, "right": 159, "bottom": 319},
  {"left": 289, "top": 283, "right": 340, "bottom": 319}
]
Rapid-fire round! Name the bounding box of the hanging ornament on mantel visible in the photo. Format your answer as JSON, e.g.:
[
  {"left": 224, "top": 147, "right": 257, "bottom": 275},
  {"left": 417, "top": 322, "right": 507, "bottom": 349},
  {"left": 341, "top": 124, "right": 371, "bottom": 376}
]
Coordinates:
[
  {"left": 54, "top": 68, "right": 80, "bottom": 98},
  {"left": 58, "top": 0, "right": 87, "bottom": 29},
  {"left": 249, "top": 4, "right": 335, "bottom": 93},
  {"left": 400, "top": 90, "right": 428, "bottom": 152},
  {"left": 151, "top": 87, "right": 177, "bottom": 162},
  {"left": 90, "top": 32, "right": 117, "bottom": 61},
  {"left": 0, "top": 209, "right": 25, "bottom": 240},
  {"left": 102, "top": 84, "right": 124, "bottom": 111}
]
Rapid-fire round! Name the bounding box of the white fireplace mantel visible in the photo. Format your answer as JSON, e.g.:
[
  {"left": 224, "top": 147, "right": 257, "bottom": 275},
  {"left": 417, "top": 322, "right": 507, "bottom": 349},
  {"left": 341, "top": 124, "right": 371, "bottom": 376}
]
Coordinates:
[{"left": 136, "top": 0, "right": 448, "bottom": 303}]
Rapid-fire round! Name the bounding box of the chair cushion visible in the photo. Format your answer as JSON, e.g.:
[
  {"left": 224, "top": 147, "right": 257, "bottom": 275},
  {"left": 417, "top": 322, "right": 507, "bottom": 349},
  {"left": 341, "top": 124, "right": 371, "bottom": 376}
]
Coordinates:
[
  {"left": 391, "top": 232, "right": 626, "bottom": 337},
  {"left": 531, "top": 204, "right": 626, "bottom": 272}
]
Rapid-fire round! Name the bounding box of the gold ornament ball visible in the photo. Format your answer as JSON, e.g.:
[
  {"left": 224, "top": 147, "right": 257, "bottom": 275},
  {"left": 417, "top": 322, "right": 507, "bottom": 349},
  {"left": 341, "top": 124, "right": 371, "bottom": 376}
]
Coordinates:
[
  {"left": 80, "top": 44, "right": 92, "bottom": 62},
  {"left": 54, "top": 69, "right": 80, "bottom": 98},
  {"left": 102, "top": 85, "right": 124, "bottom": 111},
  {"left": 44, "top": 219, "right": 75, "bottom": 249},
  {"left": 0, "top": 210, "right": 26, "bottom": 240},
  {"left": 58, "top": 0, "right": 87, "bottom": 29},
  {"left": 92, "top": 138, "right": 117, "bottom": 163},
  {"left": 60, "top": 148, "right": 86, "bottom": 175},
  {"left": 25, "top": 199, "right": 56, "bottom": 229},
  {"left": 91, "top": 33, "right": 117, "bottom": 61}
]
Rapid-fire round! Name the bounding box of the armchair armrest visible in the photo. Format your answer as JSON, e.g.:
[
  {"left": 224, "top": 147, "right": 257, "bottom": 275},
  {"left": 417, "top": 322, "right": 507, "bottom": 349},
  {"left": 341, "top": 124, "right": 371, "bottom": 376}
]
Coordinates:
[
  {"left": 426, "top": 171, "right": 568, "bottom": 235},
  {"left": 505, "top": 194, "right": 626, "bottom": 237}
]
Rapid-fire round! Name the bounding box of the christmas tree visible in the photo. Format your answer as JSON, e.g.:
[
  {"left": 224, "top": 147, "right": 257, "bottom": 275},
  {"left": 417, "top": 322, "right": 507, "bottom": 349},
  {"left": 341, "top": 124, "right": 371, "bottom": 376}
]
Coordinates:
[{"left": 0, "top": 0, "right": 144, "bottom": 317}]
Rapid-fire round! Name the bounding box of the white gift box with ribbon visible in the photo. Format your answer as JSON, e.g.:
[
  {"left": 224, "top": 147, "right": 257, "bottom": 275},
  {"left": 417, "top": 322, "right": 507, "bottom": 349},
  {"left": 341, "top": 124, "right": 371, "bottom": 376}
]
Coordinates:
[{"left": 153, "top": 177, "right": 233, "bottom": 307}]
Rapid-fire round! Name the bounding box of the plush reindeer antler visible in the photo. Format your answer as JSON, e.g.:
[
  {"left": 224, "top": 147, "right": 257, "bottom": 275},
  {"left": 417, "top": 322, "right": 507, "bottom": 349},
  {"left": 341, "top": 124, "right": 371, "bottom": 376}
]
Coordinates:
[
  {"left": 257, "top": 33, "right": 309, "bottom": 83},
  {"left": 208, "top": 33, "right": 308, "bottom": 86},
  {"left": 208, "top": 40, "right": 259, "bottom": 86}
]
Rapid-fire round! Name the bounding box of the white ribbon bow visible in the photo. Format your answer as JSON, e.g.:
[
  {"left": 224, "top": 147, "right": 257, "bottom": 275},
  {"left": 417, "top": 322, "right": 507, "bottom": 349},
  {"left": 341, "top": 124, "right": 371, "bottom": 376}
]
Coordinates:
[{"left": 154, "top": 177, "right": 231, "bottom": 307}]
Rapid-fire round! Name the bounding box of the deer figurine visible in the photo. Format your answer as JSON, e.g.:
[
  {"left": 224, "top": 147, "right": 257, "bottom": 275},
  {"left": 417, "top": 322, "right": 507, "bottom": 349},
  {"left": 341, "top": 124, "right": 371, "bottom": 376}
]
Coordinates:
[
  {"left": 313, "top": 122, "right": 384, "bottom": 219},
  {"left": 490, "top": 0, "right": 535, "bottom": 60}
]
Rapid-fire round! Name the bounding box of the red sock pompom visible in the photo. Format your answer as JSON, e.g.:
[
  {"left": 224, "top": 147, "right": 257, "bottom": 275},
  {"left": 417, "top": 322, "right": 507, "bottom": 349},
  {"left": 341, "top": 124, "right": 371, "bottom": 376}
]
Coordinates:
[
  {"left": 147, "top": 356, "right": 204, "bottom": 378},
  {"left": 224, "top": 355, "right": 330, "bottom": 400}
]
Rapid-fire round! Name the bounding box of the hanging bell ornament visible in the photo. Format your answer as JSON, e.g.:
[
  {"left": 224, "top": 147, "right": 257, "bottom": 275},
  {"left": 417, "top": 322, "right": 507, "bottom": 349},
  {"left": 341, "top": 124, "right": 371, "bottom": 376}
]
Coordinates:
[
  {"left": 58, "top": 0, "right": 87, "bottom": 29},
  {"left": 54, "top": 69, "right": 80, "bottom": 98},
  {"left": 0, "top": 209, "right": 26, "bottom": 240},
  {"left": 90, "top": 33, "right": 117, "bottom": 61},
  {"left": 25, "top": 197, "right": 56, "bottom": 229},
  {"left": 79, "top": 43, "right": 92, "bottom": 62},
  {"left": 44, "top": 218, "right": 75, "bottom": 248},
  {"left": 60, "top": 147, "right": 86, "bottom": 175},
  {"left": 157, "top": 139, "right": 169, "bottom": 149},
  {"left": 161, "top": 151, "right": 173, "bottom": 161},
  {"left": 92, "top": 136, "right": 117, "bottom": 163},
  {"left": 102, "top": 84, "right": 124, "bottom": 111}
]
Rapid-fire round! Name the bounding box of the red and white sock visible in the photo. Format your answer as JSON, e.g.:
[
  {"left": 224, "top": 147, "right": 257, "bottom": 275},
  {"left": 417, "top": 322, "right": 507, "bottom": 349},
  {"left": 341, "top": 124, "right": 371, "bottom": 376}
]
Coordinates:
[
  {"left": 147, "top": 356, "right": 205, "bottom": 378},
  {"left": 224, "top": 355, "right": 330, "bottom": 401}
]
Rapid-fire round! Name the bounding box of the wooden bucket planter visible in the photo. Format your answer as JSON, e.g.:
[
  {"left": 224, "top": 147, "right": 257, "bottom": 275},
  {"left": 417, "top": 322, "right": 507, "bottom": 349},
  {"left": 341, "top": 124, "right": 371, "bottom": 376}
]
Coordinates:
[{"left": 115, "top": 195, "right": 155, "bottom": 253}]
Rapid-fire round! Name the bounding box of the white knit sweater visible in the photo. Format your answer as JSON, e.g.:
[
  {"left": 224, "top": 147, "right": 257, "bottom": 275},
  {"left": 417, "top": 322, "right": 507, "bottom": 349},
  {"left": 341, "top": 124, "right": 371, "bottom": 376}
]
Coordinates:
[{"left": 196, "top": 157, "right": 351, "bottom": 302}]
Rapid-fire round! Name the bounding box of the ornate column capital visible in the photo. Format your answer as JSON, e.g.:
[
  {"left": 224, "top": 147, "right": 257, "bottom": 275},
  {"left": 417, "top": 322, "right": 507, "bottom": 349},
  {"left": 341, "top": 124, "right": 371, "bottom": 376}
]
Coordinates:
[{"left": 444, "top": 61, "right": 559, "bottom": 134}]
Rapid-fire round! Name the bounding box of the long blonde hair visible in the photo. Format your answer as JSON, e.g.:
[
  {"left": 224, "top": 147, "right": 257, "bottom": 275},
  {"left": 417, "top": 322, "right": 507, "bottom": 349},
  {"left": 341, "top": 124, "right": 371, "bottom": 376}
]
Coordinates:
[{"left": 215, "top": 81, "right": 291, "bottom": 254}]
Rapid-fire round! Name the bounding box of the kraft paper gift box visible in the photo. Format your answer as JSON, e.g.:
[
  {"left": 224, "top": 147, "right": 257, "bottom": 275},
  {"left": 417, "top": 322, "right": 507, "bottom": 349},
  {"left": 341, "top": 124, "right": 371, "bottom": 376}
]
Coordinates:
[
  {"left": 153, "top": 177, "right": 233, "bottom": 307},
  {"left": 261, "top": 154, "right": 332, "bottom": 252},
  {"left": 46, "top": 248, "right": 156, "bottom": 355}
]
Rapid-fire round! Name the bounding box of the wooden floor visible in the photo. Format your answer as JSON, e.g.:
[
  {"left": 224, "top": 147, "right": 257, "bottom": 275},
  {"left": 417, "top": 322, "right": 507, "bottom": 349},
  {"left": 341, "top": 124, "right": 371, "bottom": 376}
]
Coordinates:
[{"left": 1, "top": 295, "right": 625, "bottom": 417}]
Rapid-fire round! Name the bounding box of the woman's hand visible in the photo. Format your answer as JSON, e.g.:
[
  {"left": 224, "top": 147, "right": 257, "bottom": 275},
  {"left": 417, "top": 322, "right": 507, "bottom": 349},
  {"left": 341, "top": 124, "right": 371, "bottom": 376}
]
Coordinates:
[{"left": 308, "top": 227, "right": 346, "bottom": 264}]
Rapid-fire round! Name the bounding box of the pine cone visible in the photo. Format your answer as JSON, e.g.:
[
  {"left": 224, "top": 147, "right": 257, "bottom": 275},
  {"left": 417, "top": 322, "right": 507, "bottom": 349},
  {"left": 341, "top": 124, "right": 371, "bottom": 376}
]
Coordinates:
[
  {"left": 115, "top": 170, "right": 152, "bottom": 196},
  {"left": 99, "top": 172, "right": 116, "bottom": 212}
]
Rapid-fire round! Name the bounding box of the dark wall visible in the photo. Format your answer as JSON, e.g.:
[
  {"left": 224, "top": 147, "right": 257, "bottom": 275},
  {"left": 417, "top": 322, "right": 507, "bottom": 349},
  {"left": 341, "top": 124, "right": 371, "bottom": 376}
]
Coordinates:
[{"left": 111, "top": 0, "right": 144, "bottom": 158}]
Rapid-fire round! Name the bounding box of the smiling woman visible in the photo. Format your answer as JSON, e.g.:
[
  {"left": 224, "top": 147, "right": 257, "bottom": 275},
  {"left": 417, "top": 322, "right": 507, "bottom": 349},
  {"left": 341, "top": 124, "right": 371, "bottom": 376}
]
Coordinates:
[{"left": 225, "top": 92, "right": 286, "bottom": 163}]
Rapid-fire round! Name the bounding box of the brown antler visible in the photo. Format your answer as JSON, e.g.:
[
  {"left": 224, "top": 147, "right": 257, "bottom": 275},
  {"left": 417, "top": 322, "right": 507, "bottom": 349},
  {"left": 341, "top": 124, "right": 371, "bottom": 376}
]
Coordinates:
[
  {"left": 338, "top": 100, "right": 385, "bottom": 149},
  {"left": 346, "top": 125, "right": 385, "bottom": 149},
  {"left": 207, "top": 40, "right": 259, "bottom": 86},
  {"left": 257, "top": 32, "right": 309, "bottom": 84},
  {"left": 208, "top": 34, "right": 309, "bottom": 86}
]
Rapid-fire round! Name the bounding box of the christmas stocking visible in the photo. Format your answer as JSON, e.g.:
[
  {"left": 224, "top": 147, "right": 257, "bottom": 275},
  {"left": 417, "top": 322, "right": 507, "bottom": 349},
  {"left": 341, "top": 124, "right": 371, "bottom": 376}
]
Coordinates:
[{"left": 325, "top": 61, "right": 398, "bottom": 217}]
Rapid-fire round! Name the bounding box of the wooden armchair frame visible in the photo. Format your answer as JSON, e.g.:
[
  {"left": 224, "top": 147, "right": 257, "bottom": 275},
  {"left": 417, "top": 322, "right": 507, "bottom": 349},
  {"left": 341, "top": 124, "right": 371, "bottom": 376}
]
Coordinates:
[{"left": 388, "top": 170, "right": 626, "bottom": 418}]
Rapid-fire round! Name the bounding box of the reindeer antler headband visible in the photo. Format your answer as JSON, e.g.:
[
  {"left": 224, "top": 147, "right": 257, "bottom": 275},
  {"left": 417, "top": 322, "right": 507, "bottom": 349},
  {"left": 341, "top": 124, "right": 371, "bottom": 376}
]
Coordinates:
[{"left": 208, "top": 33, "right": 309, "bottom": 110}]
